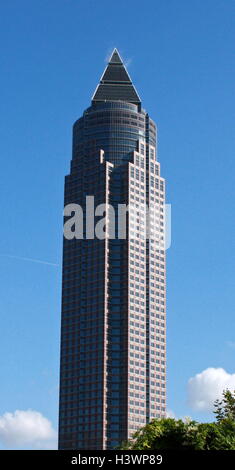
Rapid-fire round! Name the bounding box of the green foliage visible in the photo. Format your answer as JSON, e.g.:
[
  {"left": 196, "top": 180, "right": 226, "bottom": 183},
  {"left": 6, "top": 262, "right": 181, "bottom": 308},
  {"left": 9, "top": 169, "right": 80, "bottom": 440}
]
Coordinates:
[
  {"left": 120, "top": 389, "right": 235, "bottom": 450},
  {"left": 121, "top": 418, "right": 200, "bottom": 450},
  {"left": 213, "top": 389, "right": 235, "bottom": 422}
]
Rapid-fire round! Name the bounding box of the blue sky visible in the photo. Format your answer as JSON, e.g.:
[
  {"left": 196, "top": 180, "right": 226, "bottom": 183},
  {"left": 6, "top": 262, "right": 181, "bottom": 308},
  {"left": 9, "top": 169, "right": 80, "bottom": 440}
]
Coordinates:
[{"left": 0, "top": 0, "right": 234, "bottom": 449}]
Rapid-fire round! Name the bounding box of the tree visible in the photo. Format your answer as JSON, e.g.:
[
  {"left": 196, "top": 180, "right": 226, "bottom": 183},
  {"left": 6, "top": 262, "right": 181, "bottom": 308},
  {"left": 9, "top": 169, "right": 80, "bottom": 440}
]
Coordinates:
[
  {"left": 120, "top": 418, "right": 202, "bottom": 450},
  {"left": 213, "top": 389, "right": 235, "bottom": 422},
  {"left": 119, "top": 389, "right": 235, "bottom": 450}
]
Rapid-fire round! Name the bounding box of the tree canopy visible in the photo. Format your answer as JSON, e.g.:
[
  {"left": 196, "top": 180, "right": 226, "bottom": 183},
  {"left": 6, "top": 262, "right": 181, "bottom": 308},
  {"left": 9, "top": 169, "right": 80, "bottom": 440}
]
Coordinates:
[{"left": 120, "top": 389, "right": 235, "bottom": 450}]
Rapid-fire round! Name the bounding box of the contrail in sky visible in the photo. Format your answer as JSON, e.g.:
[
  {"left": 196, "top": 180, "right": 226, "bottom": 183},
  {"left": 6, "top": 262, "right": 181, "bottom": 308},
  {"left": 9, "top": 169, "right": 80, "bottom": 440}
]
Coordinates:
[{"left": 0, "top": 254, "right": 59, "bottom": 267}]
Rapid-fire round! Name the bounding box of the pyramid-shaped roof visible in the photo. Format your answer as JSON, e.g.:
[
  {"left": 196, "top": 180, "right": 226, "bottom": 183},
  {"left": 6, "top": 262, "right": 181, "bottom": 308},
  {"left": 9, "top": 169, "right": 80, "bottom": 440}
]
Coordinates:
[{"left": 92, "top": 49, "right": 141, "bottom": 105}]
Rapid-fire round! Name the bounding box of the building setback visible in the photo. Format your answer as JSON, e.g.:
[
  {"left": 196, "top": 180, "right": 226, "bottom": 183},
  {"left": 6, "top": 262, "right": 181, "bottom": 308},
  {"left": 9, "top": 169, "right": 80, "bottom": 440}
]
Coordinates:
[{"left": 58, "top": 49, "right": 166, "bottom": 450}]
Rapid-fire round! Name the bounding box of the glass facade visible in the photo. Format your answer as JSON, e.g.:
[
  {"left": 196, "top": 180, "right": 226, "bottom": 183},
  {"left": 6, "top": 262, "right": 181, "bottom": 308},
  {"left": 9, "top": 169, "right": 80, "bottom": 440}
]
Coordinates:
[{"left": 58, "top": 49, "right": 166, "bottom": 450}]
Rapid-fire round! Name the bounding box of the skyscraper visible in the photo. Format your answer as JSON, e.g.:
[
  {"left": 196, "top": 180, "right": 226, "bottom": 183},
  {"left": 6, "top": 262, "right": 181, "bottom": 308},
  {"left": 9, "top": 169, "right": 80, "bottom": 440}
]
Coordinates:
[{"left": 58, "top": 49, "right": 166, "bottom": 450}]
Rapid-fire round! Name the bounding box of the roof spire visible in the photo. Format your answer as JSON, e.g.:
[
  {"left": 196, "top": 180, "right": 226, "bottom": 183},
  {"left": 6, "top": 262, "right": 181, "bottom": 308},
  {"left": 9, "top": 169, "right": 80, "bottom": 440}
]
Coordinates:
[
  {"left": 92, "top": 49, "right": 141, "bottom": 106},
  {"left": 109, "top": 48, "right": 123, "bottom": 64}
]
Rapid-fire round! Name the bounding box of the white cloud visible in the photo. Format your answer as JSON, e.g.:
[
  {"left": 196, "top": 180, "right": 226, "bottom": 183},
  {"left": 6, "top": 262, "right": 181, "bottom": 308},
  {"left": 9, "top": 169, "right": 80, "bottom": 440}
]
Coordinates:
[
  {"left": 166, "top": 409, "right": 177, "bottom": 419},
  {"left": 0, "top": 410, "right": 57, "bottom": 449},
  {"left": 124, "top": 57, "right": 132, "bottom": 68},
  {"left": 166, "top": 409, "right": 193, "bottom": 422},
  {"left": 105, "top": 48, "right": 115, "bottom": 63},
  {"left": 187, "top": 367, "right": 235, "bottom": 411}
]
